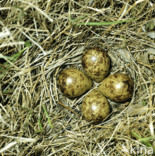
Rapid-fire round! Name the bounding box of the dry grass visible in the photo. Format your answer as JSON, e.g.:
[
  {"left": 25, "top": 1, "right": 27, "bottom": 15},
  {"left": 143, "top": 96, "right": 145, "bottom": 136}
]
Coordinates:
[{"left": 0, "top": 0, "right": 155, "bottom": 155}]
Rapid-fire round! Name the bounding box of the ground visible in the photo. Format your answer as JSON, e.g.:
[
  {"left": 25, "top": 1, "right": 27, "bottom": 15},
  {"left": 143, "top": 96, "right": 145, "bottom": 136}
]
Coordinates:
[{"left": 0, "top": 0, "right": 155, "bottom": 156}]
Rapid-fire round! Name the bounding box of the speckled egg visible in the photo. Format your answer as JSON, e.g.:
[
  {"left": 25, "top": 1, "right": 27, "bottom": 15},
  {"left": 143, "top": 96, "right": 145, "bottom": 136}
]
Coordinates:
[
  {"left": 98, "top": 73, "right": 134, "bottom": 102},
  {"left": 82, "top": 48, "right": 110, "bottom": 82},
  {"left": 58, "top": 68, "right": 93, "bottom": 98},
  {"left": 82, "top": 89, "right": 110, "bottom": 122}
]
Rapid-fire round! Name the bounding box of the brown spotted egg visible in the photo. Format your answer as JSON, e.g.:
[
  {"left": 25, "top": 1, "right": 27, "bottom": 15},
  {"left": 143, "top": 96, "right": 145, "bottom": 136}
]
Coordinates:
[
  {"left": 98, "top": 73, "right": 134, "bottom": 102},
  {"left": 58, "top": 68, "right": 92, "bottom": 98},
  {"left": 82, "top": 89, "right": 110, "bottom": 122},
  {"left": 82, "top": 48, "right": 110, "bottom": 82}
]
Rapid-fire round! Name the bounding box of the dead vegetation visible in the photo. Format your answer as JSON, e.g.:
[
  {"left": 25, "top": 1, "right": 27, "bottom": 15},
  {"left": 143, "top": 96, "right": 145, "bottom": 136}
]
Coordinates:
[{"left": 0, "top": 0, "right": 155, "bottom": 155}]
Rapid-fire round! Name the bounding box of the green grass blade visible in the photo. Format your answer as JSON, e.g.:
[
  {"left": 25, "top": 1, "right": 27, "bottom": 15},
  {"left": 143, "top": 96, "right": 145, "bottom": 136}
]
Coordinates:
[
  {"left": 71, "top": 18, "right": 133, "bottom": 26},
  {"left": 0, "top": 41, "right": 31, "bottom": 79},
  {"left": 131, "top": 130, "right": 153, "bottom": 147},
  {"left": 35, "top": 117, "right": 43, "bottom": 133},
  {"left": 42, "top": 104, "right": 53, "bottom": 129}
]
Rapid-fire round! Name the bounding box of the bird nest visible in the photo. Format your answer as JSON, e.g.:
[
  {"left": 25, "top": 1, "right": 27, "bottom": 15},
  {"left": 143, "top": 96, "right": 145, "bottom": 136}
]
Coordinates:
[{"left": 0, "top": 0, "right": 154, "bottom": 155}]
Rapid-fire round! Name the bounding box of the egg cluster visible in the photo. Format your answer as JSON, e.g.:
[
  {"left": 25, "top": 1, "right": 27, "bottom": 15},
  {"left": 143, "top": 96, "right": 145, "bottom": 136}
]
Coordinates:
[{"left": 58, "top": 48, "right": 134, "bottom": 123}]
